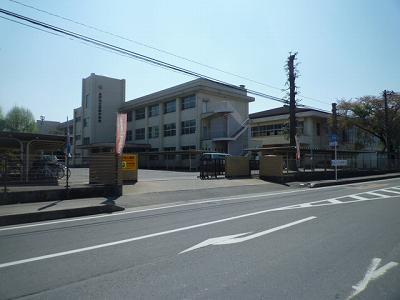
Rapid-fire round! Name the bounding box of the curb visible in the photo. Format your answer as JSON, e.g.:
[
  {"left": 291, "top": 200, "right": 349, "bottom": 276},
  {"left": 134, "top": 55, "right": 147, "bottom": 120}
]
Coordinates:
[
  {"left": 0, "top": 205, "right": 125, "bottom": 227},
  {"left": 308, "top": 174, "right": 400, "bottom": 188}
]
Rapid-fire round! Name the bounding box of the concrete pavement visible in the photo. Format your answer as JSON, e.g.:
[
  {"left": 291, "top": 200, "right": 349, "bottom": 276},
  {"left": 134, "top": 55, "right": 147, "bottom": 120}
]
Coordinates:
[{"left": 1, "top": 178, "right": 400, "bottom": 299}]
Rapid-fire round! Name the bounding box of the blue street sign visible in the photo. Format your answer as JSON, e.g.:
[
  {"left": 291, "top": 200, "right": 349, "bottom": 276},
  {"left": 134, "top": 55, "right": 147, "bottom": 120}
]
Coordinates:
[{"left": 330, "top": 134, "right": 337, "bottom": 142}]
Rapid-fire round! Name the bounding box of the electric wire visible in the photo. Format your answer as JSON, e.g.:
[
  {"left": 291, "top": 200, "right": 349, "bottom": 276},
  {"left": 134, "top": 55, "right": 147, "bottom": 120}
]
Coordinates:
[{"left": 7, "top": 0, "right": 331, "bottom": 105}]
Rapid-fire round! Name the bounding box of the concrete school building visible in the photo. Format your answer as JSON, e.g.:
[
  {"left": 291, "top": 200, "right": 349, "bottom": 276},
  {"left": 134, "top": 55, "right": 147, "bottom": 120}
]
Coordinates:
[
  {"left": 248, "top": 105, "right": 381, "bottom": 151},
  {"left": 70, "top": 73, "right": 254, "bottom": 166}
]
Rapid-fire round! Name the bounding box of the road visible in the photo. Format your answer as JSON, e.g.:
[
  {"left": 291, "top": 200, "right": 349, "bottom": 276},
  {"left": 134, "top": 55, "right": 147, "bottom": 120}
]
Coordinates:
[{"left": 1, "top": 178, "right": 400, "bottom": 299}]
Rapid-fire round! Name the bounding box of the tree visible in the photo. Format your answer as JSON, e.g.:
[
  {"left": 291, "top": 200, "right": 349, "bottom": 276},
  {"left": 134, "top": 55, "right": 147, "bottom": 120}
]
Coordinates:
[
  {"left": 0, "top": 106, "right": 4, "bottom": 131},
  {"left": 337, "top": 94, "right": 400, "bottom": 153},
  {"left": 4, "top": 106, "right": 37, "bottom": 133}
]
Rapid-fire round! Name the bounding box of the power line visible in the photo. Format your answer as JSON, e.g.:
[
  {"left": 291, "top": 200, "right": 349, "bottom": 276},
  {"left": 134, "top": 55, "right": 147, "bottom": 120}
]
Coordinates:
[
  {"left": 0, "top": 14, "right": 62, "bottom": 37},
  {"left": 8, "top": 0, "right": 331, "bottom": 106},
  {"left": 8, "top": 0, "right": 286, "bottom": 92},
  {"left": 0, "top": 7, "right": 292, "bottom": 105},
  {"left": 0, "top": 7, "right": 331, "bottom": 112}
]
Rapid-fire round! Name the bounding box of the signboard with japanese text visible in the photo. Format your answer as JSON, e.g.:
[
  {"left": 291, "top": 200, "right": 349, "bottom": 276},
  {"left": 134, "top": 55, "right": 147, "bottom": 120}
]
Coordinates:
[{"left": 122, "top": 154, "right": 137, "bottom": 171}]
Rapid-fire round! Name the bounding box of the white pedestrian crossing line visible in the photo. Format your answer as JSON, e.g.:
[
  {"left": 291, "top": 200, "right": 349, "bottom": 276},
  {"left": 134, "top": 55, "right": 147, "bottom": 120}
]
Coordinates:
[
  {"left": 364, "top": 191, "right": 391, "bottom": 198},
  {"left": 347, "top": 195, "right": 369, "bottom": 201},
  {"left": 380, "top": 188, "right": 400, "bottom": 195}
]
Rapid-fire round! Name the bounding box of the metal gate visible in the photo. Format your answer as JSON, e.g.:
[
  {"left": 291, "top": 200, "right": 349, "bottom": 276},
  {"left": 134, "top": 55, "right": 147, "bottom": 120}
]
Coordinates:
[{"left": 199, "top": 158, "right": 225, "bottom": 179}]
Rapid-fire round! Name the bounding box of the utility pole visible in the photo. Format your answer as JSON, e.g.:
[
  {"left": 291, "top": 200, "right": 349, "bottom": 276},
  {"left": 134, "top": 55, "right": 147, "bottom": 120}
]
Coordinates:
[
  {"left": 288, "top": 53, "right": 297, "bottom": 148},
  {"left": 383, "top": 90, "right": 391, "bottom": 161},
  {"left": 332, "top": 103, "right": 338, "bottom": 181},
  {"left": 332, "top": 103, "right": 338, "bottom": 136}
]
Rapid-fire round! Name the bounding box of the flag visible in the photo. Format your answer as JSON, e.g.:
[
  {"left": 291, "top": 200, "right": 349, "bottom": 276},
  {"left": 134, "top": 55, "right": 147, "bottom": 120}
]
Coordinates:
[
  {"left": 115, "top": 113, "right": 127, "bottom": 155},
  {"left": 295, "top": 134, "right": 300, "bottom": 160}
]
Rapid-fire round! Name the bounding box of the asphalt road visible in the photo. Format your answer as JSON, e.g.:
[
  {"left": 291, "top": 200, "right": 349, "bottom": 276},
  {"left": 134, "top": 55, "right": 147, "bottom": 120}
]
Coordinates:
[{"left": 1, "top": 178, "right": 400, "bottom": 299}]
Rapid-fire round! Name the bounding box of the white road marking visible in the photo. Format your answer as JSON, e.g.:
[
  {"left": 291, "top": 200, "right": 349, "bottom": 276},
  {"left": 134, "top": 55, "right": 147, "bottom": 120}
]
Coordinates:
[
  {"left": 1, "top": 185, "right": 400, "bottom": 268},
  {"left": 1, "top": 180, "right": 399, "bottom": 232},
  {"left": 364, "top": 191, "right": 391, "bottom": 198},
  {"left": 0, "top": 189, "right": 308, "bottom": 232},
  {"left": 347, "top": 195, "right": 369, "bottom": 201},
  {"left": 380, "top": 188, "right": 400, "bottom": 195},
  {"left": 347, "top": 258, "right": 398, "bottom": 299},
  {"left": 180, "top": 216, "right": 317, "bottom": 254}
]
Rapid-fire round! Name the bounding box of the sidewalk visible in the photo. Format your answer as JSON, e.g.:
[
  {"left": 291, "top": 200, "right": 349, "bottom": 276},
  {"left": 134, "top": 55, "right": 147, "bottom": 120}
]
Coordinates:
[
  {"left": 3, "top": 171, "right": 400, "bottom": 227},
  {"left": 0, "top": 176, "right": 280, "bottom": 227},
  {"left": 0, "top": 198, "right": 123, "bottom": 226},
  {"left": 307, "top": 172, "right": 400, "bottom": 188}
]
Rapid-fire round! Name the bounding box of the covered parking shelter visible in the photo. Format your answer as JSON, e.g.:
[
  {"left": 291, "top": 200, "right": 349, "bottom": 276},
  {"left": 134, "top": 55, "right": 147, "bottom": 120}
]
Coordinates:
[{"left": 0, "top": 131, "right": 66, "bottom": 183}]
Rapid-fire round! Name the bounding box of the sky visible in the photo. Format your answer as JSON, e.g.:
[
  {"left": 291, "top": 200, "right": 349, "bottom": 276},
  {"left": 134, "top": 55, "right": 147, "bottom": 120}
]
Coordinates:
[{"left": 0, "top": 0, "right": 399, "bottom": 122}]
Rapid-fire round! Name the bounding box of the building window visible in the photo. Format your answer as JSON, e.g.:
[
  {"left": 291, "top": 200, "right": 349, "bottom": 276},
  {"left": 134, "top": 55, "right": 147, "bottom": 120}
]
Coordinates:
[
  {"left": 83, "top": 118, "right": 88, "bottom": 127},
  {"left": 316, "top": 122, "right": 321, "bottom": 136},
  {"left": 164, "top": 100, "right": 176, "bottom": 114},
  {"left": 85, "top": 94, "right": 89, "bottom": 108},
  {"left": 98, "top": 93, "right": 102, "bottom": 123},
  {"left": 181, "top": 145, "right": 196, "bottom": 160},
  {"left": 148, "top": 126, "right": 159, "bottom": 139},
  {"left": 126, "top": 130, "right": 132, "bottom": 141},
  {"left": 75, "top": 135, "right": 81, "bottom": 141},
  {"left": 163, "top": 123, "right": 176, "bottom": 137},
  {"left": 135, "top": 128, "right": 145, "bottom": 140},
  {"left": 164, "top": 147, "right": 176, "bottom": 160},
  {"left": 75, "top": 116, "right": 81, "bottom": 122},
  {"left": 251, "top": 123, "right": 284, "bottom": 137},
  {"left": 181, "top": 119, "right": 196, "bottom": 135},
  {"left": 135, "top": 108, "right": 145, "bottom": 120},
  {"left": 83, "top": 137, "right": 90, "bottom": 145},
  {"left": 181, "top": 95, "right": 196, "bottom": 110},
  {"left": 127, "top": 111, "right": 133, "bottom": 122},
  {"left": 148, "top": 104, "right": 159, "bottom": 117}
]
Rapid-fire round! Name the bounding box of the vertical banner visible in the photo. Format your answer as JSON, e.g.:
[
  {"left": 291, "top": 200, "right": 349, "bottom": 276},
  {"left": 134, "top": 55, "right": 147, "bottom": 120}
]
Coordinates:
[
  {"left": 115, "top": 113, "right": 127, "bottom": 155},
  {"left": 295, "top": 134, "right": 300, "bottom": 160}
]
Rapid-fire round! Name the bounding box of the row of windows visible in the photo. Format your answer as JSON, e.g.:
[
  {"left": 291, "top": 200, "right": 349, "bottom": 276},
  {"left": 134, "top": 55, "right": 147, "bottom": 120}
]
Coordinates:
[
  {"left": 126, "top": 120, "right": 196, "bottom": 141},
  {"left": 127, "top": 95, "right": 196, "bottom": 122},
  {"left": 251, "top": 124, "right": 285, "bottom": 137},
  {"left": 98, "top": 93, "right": 102, "bottom": 123},
  {"left": 251, "top": 121, "right": 305, "bottom": 137}
]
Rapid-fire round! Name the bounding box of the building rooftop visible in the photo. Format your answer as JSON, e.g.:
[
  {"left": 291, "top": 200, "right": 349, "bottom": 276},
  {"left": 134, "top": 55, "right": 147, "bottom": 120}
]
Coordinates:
[
  {"left": 121, "top": 78, "right": 254, "bottom": 110},
  {"left": 249, "top": 105, "right": 330, "bottom": 119}
]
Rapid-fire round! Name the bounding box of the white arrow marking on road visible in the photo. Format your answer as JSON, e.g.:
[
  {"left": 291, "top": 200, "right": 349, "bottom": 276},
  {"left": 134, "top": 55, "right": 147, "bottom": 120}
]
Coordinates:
[
  {"left": 347, "top": 258, "right": 398, "bottom": 299},
  {"left": 180, "top": 216, "right": 317, "bottom": 254}
]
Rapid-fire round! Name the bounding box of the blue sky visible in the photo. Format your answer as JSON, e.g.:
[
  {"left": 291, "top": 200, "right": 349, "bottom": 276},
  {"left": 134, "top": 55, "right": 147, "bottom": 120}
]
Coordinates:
[{"left": 0, "top": 0, "right": 399, "bottom": 121}]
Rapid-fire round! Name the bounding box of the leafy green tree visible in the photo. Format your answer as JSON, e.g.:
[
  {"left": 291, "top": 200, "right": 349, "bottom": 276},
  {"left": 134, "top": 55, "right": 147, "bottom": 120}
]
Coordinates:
[
  {"left": 0, "top": 106, "right": 5, "bottom": 131},
  {"left": 337, "top": 94, "right": 400, "bottom": 152},
  {"left": 4, "top": 106, "right": 36, "bottom": 133}
]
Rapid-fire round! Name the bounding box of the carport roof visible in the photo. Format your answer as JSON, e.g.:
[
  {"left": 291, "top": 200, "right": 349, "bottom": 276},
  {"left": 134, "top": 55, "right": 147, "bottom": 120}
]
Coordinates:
[{"left": 0, "top": 131, "right": 66, "bottom": 142}]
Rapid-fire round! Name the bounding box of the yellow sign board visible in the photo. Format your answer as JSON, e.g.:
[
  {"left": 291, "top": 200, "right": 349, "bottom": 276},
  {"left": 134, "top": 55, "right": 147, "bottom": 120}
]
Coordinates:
[{"left": 122, "top": 154, "right": 137, "bottom": 171}]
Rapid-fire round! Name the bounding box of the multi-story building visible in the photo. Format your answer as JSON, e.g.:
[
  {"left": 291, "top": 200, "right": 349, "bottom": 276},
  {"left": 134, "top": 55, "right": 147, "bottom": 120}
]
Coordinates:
[
  {"left": 248, "top": 105, "right": 382, "bottom": 151},
  {"left": 120, "top": 78, "right": 254, "bottom": 156},
  {"left": 72, "top": 73, "right": 125, "bottom": 165},
  {"left": 249, "top": 106, "right": 331, "bottom": 149},
  {"left": 71, "top": 74, "right": 254, "bottom": 166}
]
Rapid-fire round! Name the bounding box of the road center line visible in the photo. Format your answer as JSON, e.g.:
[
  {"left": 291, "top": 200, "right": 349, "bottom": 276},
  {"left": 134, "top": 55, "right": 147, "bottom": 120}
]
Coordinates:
[
  {"left": 1, "top": 180, "right": 400, "bottom": 234},
  {"left": 0, "top": 188, "right": 308, "bottom": 232},
  {"left": 1, "top": 186, "right": 400, "bottom": 269}
]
